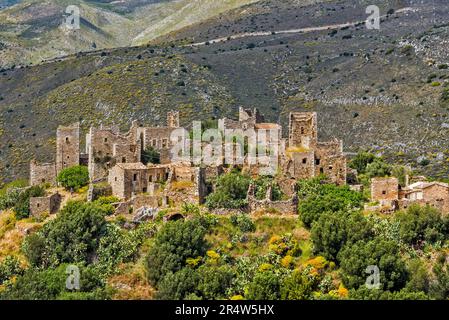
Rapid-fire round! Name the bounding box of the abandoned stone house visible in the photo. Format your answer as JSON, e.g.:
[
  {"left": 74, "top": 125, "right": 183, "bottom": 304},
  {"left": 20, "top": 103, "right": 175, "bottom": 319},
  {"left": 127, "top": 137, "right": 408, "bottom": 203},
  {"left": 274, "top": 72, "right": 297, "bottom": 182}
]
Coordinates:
[
  {"left": 30, "top": 123, "right": 81, "bottom": 186},
  {"left": 369, "top": 177, "right": 449, "bottom": 214},
  {"left": 29, "top": 192, "right": 62, "bottom": 219},
  {"left": 277, "top": 112, "right": 347, "bottom": 195}
]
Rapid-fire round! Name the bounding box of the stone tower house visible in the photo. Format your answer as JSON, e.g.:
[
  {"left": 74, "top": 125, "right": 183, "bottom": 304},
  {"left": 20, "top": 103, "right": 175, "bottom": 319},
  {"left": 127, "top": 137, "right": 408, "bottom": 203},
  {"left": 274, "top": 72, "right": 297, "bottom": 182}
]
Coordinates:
[
  {"left": 167, "top": 111, "right": 180, "bottom": 128},
  {"left": 56, "top": 123, "right": 80, "bottom": 174},
  {"left": 288, "top": 112, "right": 317, "bottom": 149}
]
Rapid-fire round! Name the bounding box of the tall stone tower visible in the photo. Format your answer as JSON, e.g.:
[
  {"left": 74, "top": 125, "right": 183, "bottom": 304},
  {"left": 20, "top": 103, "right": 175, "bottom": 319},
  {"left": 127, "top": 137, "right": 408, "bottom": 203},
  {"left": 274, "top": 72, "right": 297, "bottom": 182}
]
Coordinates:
[
  {"left": 167, "top": 111, "right": 180, "bottom": 128},
  {"left": 288, "top": 112, "right": 317, "bottom": 149},
  {"left": 56, "top": 123, "right": 80, "bottom": 174}
]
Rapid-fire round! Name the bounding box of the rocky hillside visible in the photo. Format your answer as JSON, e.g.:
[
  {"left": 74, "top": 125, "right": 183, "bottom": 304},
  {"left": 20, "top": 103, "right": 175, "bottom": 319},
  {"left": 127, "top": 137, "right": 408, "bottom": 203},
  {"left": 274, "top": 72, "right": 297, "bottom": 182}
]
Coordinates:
[
  {"left": 1, "top": 0, "right": 449, "bottom": 184},
  {"left": 0, "top": 0, "right": 259, "bottom": 67}
]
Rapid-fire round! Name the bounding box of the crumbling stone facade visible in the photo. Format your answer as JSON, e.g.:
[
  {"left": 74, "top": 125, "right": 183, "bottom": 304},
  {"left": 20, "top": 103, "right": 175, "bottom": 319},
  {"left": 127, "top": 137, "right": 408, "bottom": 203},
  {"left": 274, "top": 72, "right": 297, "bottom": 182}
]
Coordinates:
[
  {"left": 247, "top": 184, "right": 298, "bottom": 215},
  {"left": 56, "top": 123, "right": 80, "bottom": 175},
  {"left": 29, "top": 192, "right": 62, "bottom": 219},
  {"left": 371, "top": 177, "right": 399, "bottom": 204},
  {"left": 30, "top": 160, "right": 56, "bottom": 186},
  {"left": 30, "top": 123, "right": 80, "bottom": 186},
  {"left": 86, "top": 124, "right": 141, "bottom": 182},
  {"left": 163, "top": 164, "right": 207, "bottom": 205},
  {"left": 108, "top": 163, "right": 149, "bottom": 200},
  {"left": 35, "top": 109, "right": 351, "bottom": 215},
  {"left": 279, "top": 112, "right": 346, "bottom": 195}
]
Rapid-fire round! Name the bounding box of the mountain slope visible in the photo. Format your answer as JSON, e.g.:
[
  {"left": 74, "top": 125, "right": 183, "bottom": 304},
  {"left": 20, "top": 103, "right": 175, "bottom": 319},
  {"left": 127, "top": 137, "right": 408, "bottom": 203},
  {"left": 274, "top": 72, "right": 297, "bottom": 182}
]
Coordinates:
[
  {"left": 0, "top": 0, "right": 260, "bottom": 67},
  {"left": 1, "top": 0, "right": 449, "bottom": 185}
]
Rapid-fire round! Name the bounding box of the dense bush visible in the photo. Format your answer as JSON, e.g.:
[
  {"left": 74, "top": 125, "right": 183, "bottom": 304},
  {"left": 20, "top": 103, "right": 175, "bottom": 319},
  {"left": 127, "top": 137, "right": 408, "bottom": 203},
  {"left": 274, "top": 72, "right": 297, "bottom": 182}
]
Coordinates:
[
  {"left": 0, "top": 179, "right": 28, "bottom": 210},
  {"left": 338, "top": 239, "right": 408, "bottom": 291},
  {"left": 96, "top": 223, "right": 149, "bottom": 276},
  {"left": 205, "top": 170, "right": 251, "bottom": 209},
  {"left": 254, "top": 176, "right": 283, "bottom": 201},
  {"left": 429, "top": 253, "right": 449, "bottom": 300},
  {"left": 280, "top": 269, "right": 317, "bottom": 300},
  {"left": 156, "top": 267, "right": 200, "bottom": 300},
  {"left": 196, "top": 265, "right": 234, "bottom": 300},
  {"left": 22, "top": 201, "right": 108, "bottom": 268},
  {"left": 13, "top": 185, "right": 46, "bottom": 219},
  {"left": 246, "top": 270, "right": 281, "bottom": 300},
  {"left": 349, "top": 152, "right": 377, "bottom": 174},
  {"left": 349, "top": 287, "right": 428, "bottom": 300},
  {"left": 0, "top": 264, "right": 109, "bottom": 300},
  {"left": 349, "top": 151, "right": 392, "bottom": 178},
  {"left": 298, "top": 180, "right": 364, "bottom": 228},
  {"left": 365, "top": 160, "right": 392, "bottom": 178},
  {"left": 57, "top": 165, "right": 89, "bottom": 191},
  {"left": 311, "top": 211, "right": 374, "bottom": 261},
  {"left": 145, "top": 218, "right": 209, "bottom": 286},
  {"left": 0, "top": 256, "right": 24, "bottom": 285},
  {"left": 230, "top": 214, "right": 256, "bottom": 233},
  {"left": 394, "top": 205, "right": 447, "bottom": 246}
]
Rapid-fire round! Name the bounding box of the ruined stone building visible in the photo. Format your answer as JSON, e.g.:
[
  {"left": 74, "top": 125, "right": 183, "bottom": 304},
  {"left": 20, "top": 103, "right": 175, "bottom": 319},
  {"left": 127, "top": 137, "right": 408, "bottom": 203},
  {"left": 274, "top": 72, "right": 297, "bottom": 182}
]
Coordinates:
[
  {"left": 30, "top": 123, "right": 81, "bottom": 186},
  {"left": 29, "top": 192, "right": 62, "bottom": 219},
  {"left": 30, "top": 108, "right": 348, "bottom": 215},
  {"left": 30, "top": 112, "right": 181, "bottom": 185},
  {"left": 87, "top": 112, "right": 180, "bottom": 181},
  {"left": 369, "top": 177, "right": 449, "bottom": 214},
  {"left": 279, "top": 112, "right": 346, "bottom": 195}
]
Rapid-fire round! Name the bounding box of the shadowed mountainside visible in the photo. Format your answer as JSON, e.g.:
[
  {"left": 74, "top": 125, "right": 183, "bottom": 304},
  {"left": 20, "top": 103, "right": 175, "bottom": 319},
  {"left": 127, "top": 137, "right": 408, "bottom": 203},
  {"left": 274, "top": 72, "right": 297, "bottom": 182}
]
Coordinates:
[{"left": 1, "top": 0, "right": 449, "bottom": 184}]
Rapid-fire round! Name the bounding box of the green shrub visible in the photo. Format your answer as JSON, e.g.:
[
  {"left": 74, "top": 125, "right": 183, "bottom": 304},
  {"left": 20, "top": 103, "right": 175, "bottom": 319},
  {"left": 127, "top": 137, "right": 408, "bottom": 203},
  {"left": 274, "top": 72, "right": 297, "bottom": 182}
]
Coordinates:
[
  {"left": 298, "top": 182, "right": 364, "bottom": 228},
  {"left": 0, "top": 264, "right": 109, "bottom": 300},
  {"left": 246, "top": 270, "right": 281, "bottom": 300},
  {"left": 13, "top": 185, "right": 45, "bottom": 219},
  {"left": 0, "top": 256, "right": 24, "bottom": 285},
  {"left": 22, "top": 201, "right": 108, "bottom": 268},
  {"left": 311, "top": 211, "right": 374, "bottom": 261},
  {"left": 349, "top": 152, "right": 376, "bottom": 174},
  {"left": 57, "top": 165, "right": 89, "bottom": 191},
  {"left": 205, "top": 170, "right": 251, "bottom": 209},
  {"left": 394, "top": 205, "right": 446, "bottom": 246},
  {"left": 156, "top": 267, "right": 200, "bottom": 300},
  {"left": 141, "top": 147, "right": 160, "bottom": 165},
  {"left": 281, "top": 269, "right": 317, "bottom": 300},
  {"left": 145, "top": 218, "right": 209, "bottom": 286},
  {"left": 338, "top": 239, "right": 408, "bottom": 291},
  {"left": 254, "top": 176, "right": 283, "bottom": 200},
  {"left": 230, "top": 214, "right": 256, "bottom": 233}
]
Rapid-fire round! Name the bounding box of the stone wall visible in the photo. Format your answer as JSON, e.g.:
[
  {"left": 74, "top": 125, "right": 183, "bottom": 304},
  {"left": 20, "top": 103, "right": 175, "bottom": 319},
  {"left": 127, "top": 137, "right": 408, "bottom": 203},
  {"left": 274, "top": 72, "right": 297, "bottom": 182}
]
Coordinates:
[
  {"left": 371, "top": 177, "right": 399, "bottom": 204},
  {"left": 164, "top": 165, "right": 207, "bottom": 205},
  {"left": 88, "top": 183, "right": 113, "bottom": 202},
  {"left": 247, "top": 184, "right": 298, "bottom": 214},
  {"left": 30, "top": 192, "right": 62, "bottom": 218},
  {"left": 108, "top": 163, "right": 148, "bottom": 200},
  {"left": 30, "top": 160, "right": 56, "bottom": 186},
  {"left": 86, "top": 126, "right": 139, "bottom": 181},
  {"left": 288, "top": 112, "right": 317, "bottom": 149},
  {"left": 56, "top": 123, "right": 80, "bottom": 175}
]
